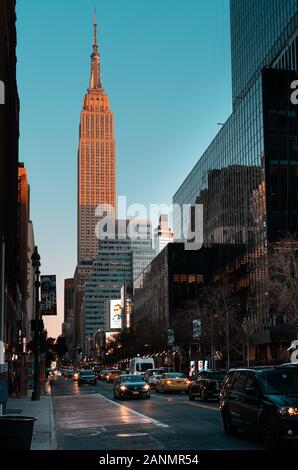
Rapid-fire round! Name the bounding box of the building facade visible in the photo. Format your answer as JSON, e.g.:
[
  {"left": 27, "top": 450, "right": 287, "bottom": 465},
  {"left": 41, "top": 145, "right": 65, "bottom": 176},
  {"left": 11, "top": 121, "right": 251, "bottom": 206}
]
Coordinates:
[
  {"left": 133, "top": 243, "right": 244, "bottom": 368},
  {"left": 78, "top": 13, "right": 116, "bottom": 263},
  {"left": 129, "top": 220, "right": 155, "bottom": 280},
  {"left": 64, "top": 278, "right": 75, "bottom": 355},
  {"left": 173, "top": 0, "right": 298, "bottom": 360},
  {"left": 0, "top": 0, "right": 20, "bottom": 360},
  {"left": 82, "top": 237, "right": 133, "bottom": 352}
]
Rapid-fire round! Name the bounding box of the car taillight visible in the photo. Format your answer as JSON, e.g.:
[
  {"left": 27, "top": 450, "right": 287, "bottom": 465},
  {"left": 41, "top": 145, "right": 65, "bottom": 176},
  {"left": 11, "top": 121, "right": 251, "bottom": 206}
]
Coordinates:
[
  {"left": 166, "top": 380, "right": 172, "bottom": 384},
  {"left": 185, "top": 380, "right": 191, "bottom": 384}
]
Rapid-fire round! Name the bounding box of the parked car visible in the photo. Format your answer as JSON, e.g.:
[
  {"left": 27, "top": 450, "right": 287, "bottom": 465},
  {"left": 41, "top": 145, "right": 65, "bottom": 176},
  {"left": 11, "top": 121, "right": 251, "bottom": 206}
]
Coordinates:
[
  {"left": 281, "top": 362, "right": 298, "bottom": 367},
  {"left": 78, "top": 370, "right": 97, "bottom": 386},
  {"left": 189, "top": 370, "right": 226, "bottom": 401},
  {"left": 156, "top": 372, "right": 191, "bottom": 393},
  {"left": 113, "top": 374, "right": 150, "bottom": 400},
  {"left": 219, "top": 366, "right": 298, "bottom": 448},
  {"left": 106, "top": 370, "right": 123, "bottom": 383}
]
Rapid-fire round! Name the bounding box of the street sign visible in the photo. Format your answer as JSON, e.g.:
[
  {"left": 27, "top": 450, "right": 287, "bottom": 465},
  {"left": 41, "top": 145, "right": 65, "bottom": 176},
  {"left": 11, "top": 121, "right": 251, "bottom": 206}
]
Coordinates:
[{"left": 167, "top": 328, "right": 175, "bottom": 346}]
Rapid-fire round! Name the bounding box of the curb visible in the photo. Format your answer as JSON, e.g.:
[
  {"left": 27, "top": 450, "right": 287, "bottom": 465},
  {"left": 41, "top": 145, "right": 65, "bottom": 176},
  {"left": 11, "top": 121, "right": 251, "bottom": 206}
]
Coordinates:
[{"left": 48, "top": 382, "right": 58, "bottom": 450}]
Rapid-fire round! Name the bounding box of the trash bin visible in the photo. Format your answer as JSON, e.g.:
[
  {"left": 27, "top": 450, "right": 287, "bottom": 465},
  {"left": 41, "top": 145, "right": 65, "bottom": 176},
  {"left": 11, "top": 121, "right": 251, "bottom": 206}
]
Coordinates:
[{"left": 0, "top": 415, "right": 37, "bottom": 450}]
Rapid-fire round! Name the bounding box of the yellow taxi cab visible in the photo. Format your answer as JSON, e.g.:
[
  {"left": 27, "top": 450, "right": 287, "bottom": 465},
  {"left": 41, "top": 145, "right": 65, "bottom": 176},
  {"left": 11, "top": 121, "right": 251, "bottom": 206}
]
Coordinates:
[{"left": 156, "top": 372, "right": 191, "bottom": 393}]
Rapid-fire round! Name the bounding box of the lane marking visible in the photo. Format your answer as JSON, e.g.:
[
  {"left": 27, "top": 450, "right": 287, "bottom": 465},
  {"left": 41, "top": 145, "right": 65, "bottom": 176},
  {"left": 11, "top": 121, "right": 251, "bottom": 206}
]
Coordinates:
[
  {"left": 96, "top": 393, "right": 169, "bottom": 428},
  {"left": 185, "top": 401, "right": 220, "bottom": 412}
]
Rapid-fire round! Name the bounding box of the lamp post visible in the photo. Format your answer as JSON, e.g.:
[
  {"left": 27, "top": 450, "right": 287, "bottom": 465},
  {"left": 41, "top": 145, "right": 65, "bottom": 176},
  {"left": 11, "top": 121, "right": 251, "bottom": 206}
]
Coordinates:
[{"left": 31, "top": 246, "right": 41, "bottom": 401}]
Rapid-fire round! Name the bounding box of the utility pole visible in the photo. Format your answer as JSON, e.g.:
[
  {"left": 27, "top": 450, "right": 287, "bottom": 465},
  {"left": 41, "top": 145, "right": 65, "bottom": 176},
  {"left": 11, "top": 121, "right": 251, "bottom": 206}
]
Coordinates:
[{"left": 31, "top": 246, "right": 41, "bottom": 401}]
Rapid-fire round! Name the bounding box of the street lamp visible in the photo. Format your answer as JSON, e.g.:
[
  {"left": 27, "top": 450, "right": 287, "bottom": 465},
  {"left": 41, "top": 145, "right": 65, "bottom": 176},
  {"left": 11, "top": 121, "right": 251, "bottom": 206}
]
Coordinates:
[{"left": 31, "top": 246, "right": 41, "bottom": 401}]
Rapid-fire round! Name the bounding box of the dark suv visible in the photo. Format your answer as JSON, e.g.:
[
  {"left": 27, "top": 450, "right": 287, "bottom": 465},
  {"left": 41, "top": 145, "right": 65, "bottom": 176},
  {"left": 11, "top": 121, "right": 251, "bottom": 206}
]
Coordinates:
[
  {"left": 189, "top": 370, "right": 226, "bottom": 401},
  {"left": 220, "top": 367, "right": 298, "bottom": 448}
]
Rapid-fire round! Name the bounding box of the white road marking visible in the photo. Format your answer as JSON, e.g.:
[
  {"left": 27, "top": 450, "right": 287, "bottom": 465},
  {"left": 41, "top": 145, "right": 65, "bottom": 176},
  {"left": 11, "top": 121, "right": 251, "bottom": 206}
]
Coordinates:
[
  {"left": 96, "top": 393, "right": 169, "bottom": 428},
  {"left": 186, "top": 401, "right": 220, "bottom": 412}
]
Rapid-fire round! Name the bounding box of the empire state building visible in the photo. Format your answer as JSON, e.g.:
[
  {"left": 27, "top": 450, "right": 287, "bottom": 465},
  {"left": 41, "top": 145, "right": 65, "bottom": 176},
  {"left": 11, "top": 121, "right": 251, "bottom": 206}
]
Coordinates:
[{"left": 78, "top": 13, "right": 116, "bottom": 262}]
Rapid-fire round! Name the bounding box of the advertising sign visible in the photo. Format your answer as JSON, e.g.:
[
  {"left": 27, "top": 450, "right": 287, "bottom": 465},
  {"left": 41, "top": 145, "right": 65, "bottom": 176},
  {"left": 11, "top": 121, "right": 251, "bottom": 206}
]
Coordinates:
[
  {"left": 192, "top": 319, "right": 201, "bottom": 339},
  {"left": 167, "top": 328, "right": 175, "bottom": 346},
  {"left": 40, "top": 275, "right": 57, "bottom": 315},
  {"left": 110, "top": 299, "right": 122, "bottom": 329},
  {"left": 105, "top": 331, "right": 120, "bottom": 346}
]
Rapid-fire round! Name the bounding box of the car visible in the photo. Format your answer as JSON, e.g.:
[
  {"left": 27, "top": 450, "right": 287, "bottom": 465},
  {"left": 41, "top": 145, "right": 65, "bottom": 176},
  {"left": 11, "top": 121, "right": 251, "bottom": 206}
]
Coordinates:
[
  {"left": 78, "top": 370, "right": 97, "bottom": 386},
  {"left": 99, "top": 369, "right": 110, "bottom": 380},
  {"left": 144, "top": 369, "right": 167, "bottom": 387},
  {"left": 281, "top": 362, "right": 298, "bottom": 367},
  {"left": 113, "top": 374, "right": 150, "bottom": 400},
  {"left": 65, "top": 368, "right": 74, "bottom": 379},
  {"left": 106, "top": 370, "right": 124, "bottom": 383},
  {"left": 156, "top": 372, "right": 191, "bottom": 393},
  {"left": 189, "top": 370, "right": 226, "bottom": 401},
  {"left": 219, "top": 366, "right": 298, "bottom": 448},
  {"left": 73, "top": 370, "right": 80, "bottom": 381}
]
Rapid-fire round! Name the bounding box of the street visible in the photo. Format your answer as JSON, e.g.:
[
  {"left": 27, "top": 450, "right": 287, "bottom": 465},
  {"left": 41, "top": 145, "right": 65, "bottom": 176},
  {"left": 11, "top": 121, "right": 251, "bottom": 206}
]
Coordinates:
[{"left": 51, "top": 376, "right": 264, "bottom": 450}]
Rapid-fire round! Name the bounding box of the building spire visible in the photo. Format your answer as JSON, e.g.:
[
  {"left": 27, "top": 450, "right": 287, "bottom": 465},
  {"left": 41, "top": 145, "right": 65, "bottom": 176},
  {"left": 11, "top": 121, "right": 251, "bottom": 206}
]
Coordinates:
[
  {"left": 89, "top": 9, "right": 102, "bottom": 90},
  {"left": 93, "top": 9, "right": 98, "bottom": 53}
]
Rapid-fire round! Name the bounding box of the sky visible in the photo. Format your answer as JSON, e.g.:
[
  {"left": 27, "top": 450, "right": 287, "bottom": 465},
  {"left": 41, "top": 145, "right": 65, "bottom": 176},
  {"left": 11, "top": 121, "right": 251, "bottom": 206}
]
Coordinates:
[{"left": 16, "top": 0, "right": 232, "bottom": 338}]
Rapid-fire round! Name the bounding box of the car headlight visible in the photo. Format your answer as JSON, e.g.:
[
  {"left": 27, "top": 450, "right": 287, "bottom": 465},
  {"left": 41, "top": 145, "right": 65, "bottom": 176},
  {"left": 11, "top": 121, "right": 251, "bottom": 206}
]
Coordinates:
[
  {"left": 278, "top": 407, "right": 298, "bottom": 416},
  {"left": 143, "top": 384, "right": 150, "bottom": 391},
  {"left": 120, "top": 385, "right": 127, "bottom": 391}
]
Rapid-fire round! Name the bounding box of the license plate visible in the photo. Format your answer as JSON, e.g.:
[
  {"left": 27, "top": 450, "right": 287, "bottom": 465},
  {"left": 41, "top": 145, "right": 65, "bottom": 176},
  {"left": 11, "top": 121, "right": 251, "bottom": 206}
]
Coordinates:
[{"left": 132, "top": 391, "right": 139, "bottom": 395}]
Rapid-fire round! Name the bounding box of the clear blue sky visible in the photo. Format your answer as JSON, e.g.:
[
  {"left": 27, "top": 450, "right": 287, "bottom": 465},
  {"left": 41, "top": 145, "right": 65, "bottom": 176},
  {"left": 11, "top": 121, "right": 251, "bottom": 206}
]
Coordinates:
[{"left": 16, "top": 0, "right": 232, "bottom": 338}]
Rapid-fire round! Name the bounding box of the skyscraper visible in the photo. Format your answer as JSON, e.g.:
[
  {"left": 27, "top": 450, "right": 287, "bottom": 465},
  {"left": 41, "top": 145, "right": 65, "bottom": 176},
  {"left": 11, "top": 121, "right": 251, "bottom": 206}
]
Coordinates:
[
  {"left": 74, "top": 14, "right": 116, "bottom": 351},
  {"left": 78, "top": 12, "right": 116, "bottom": 263},
  {"left": 173, "top": 1, "right": 298, "bottom": 360},
  {"left": 154, "top": 214, "right": 174, "bottom": 255}
]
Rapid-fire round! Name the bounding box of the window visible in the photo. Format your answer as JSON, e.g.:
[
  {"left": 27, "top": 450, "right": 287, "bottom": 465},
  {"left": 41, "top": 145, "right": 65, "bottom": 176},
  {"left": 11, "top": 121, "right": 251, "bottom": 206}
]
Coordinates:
[
  {"left": 232, "top": 371, "right": 247, "bottom": 392},
  {"left": 245, "top": 372, "right": 260, "bottom": 394}
]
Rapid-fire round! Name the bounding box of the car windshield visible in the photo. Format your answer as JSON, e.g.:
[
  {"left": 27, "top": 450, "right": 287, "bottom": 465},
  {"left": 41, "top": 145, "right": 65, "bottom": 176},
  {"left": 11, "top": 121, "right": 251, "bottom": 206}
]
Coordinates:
[
  {"left": 259, "top": 369, "right": 298, "bottom": 395},
  {"left": 138, "top": 363, "right": 153, "bottom": 372},
  {"left": 150, "top": 370, "right": 163, "bottom": 376},
  {"left": 80, "top": 371, "right": 94, "bottom": 376},
  {"left": 110, "top": 370, "right": 122, "bottom": 374},
  {"left": 165, "top": 373, "right": 186, "bottom": 379},
  {"left": 120, "top": 375, "right": 144, "bottom": 383}
]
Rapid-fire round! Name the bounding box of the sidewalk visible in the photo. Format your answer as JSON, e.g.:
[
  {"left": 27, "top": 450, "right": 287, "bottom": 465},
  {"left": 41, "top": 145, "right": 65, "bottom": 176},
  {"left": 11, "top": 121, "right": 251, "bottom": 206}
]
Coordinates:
[{"left": 5, "top": 381, "right": 57, "bottom": 450}]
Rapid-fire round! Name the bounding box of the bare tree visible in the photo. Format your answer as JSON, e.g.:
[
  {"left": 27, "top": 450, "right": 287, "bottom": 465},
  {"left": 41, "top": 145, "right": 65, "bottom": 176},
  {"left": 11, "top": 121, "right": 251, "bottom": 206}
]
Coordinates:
[
  {"left": 172, "top": 284, "right": 245, "bottom": 368},
  {"left": 266, "top": 235, "right": 298, "bottom": 327}
]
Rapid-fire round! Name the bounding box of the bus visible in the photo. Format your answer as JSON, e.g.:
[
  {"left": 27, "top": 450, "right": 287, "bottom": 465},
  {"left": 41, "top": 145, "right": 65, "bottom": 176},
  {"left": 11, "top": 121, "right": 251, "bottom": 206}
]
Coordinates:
[{"left": 129, "top": 357, "right": 155, "bottom": 375}]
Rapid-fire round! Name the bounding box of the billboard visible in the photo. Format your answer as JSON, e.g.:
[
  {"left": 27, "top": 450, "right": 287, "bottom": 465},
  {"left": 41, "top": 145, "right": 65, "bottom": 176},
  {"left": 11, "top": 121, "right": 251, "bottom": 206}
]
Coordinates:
[
  {"left": 105, "top": 331, "right": 120, "bottom": 345},
  {"left": 110, "top": 299, "right": 122, "bottom": 329},
  {"left": 40, "top": 275, "right": 57, "bottom": 315},
  {"left": 192, "top": 319, "right": 201, "bottom": 339}
]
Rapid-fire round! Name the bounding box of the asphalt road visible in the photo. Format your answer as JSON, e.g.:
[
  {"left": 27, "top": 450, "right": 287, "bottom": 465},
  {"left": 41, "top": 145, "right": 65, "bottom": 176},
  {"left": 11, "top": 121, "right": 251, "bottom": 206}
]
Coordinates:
[{"left": 50, "top": 376, "right": 265, "bottom": 450}]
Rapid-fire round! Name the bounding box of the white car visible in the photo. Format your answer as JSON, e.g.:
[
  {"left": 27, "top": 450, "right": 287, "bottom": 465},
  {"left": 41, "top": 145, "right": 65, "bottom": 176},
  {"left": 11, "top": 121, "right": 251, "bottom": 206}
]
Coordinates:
[{"left": 144, "top": 369, "right": 166, "bottom": 387}]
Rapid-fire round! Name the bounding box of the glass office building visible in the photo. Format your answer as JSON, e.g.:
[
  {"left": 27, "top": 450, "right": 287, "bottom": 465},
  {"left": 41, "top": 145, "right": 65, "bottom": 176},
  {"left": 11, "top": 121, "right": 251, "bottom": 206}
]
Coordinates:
[
  {"left": 82, "top": 219, "right": 155, "bottom": 350},
  {"left": 173, "top": 1, "right": 298, "bottom": 359},
  {"left": 82, "top": 238, "right": 133, "bottom": 350}
]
